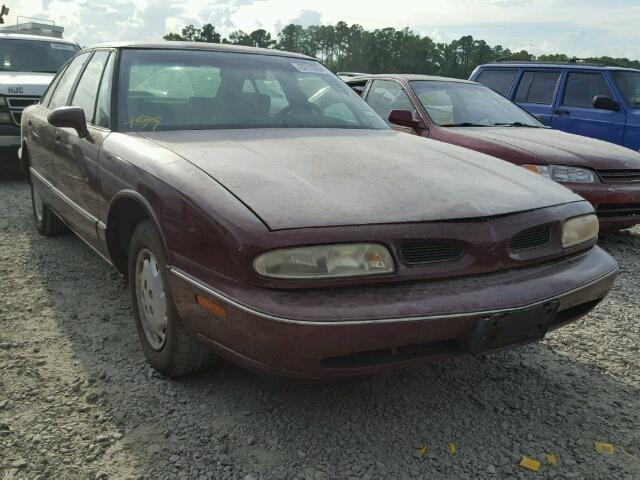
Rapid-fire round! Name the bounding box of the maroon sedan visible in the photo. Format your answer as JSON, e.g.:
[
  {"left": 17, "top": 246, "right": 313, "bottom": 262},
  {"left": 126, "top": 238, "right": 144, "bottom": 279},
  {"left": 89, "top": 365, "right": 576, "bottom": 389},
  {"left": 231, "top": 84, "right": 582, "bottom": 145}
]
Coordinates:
[
  {"left": 20, "top": 43, "right": 618, "bottom": 379},
  {"left": 347, "top": 74, "right": 640, "bottom": 230}
]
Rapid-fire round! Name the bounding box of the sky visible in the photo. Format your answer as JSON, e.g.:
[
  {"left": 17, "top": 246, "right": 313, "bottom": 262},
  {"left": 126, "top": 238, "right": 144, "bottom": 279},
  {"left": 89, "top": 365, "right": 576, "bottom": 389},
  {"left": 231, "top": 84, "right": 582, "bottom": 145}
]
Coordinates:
[{"left": 7, "top": 0, "right": 640, "bottom": 59}]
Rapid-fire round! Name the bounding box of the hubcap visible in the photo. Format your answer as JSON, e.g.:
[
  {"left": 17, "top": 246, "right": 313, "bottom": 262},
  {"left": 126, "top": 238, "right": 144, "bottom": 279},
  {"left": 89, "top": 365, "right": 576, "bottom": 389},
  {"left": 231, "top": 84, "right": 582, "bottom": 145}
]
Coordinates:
[
  {"left": 135, "top": 249, "right": 168, "bottom": 350},
  {"left": 33, "top": 186, "right": 44, "bottom": 223}
]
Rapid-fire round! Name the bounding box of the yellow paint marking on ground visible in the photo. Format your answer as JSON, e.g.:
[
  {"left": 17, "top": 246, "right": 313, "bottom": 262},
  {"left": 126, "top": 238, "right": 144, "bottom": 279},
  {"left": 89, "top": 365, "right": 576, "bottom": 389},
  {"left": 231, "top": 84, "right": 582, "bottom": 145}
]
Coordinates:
[
  {"left": 447, "top": 443, "right": 457, "bottom": 455},
  {"left": 417, "top": 444, "right": 428, "bottom": 456},
  {"left": 594, "top": 442, "right": 615, "bottom": 454},
  {"left": 519, "top": 456, "right": 541, "bottom": 472},
  {"left": 546, "top": 454, "right": 557, "bottom": 465}
]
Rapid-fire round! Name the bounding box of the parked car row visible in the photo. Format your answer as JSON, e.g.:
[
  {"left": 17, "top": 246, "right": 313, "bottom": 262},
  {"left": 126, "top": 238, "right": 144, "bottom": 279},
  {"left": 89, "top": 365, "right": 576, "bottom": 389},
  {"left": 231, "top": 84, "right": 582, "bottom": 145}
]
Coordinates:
[
  {"left": 17, "top": 41, "right": 624, "bottom": 380},
  {"left": 470, "top": 61, "right": 640, "bottom": 152},
  {"left": 345, "top": 74, "right": 640, "bottom": 230}
]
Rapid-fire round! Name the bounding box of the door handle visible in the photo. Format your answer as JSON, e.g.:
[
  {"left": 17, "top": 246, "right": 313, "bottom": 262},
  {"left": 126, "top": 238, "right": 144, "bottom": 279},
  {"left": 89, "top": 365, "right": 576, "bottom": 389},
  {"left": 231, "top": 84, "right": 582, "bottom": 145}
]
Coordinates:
[{"left": 554, "top": 109, "right": 570, "bottom": 116}]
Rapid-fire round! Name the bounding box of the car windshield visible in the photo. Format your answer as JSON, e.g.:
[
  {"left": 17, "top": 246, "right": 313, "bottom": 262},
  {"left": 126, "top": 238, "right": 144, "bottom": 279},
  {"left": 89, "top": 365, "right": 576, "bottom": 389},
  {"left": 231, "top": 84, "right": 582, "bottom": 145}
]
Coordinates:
[
  {"left": 410, "top": 80, "right": 542, "bottom": 127},
  {"left": 118, "top": 49, "right": 389, "bottom": 131},
  {"left": 0, "top": 39, "right": 79, "bottom": 73},
  {"left": 611, "top": 71, "right": 640, "bottom": 108}
]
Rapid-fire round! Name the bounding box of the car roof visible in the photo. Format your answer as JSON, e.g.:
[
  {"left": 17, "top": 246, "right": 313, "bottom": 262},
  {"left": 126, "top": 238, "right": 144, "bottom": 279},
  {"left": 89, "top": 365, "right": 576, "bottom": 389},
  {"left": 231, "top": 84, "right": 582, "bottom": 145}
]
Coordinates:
[
  {"left": 88, "top": 41, "right": 315, "bottom": 60},
  {"left": 0, "top": 32, "right": 78, "bottom": 44},
  {"left": 477, "top": 62, "right": 640, "bottom": 73},
  {"left": 346, "top": 73, "right": 477, "bottom": 84}
]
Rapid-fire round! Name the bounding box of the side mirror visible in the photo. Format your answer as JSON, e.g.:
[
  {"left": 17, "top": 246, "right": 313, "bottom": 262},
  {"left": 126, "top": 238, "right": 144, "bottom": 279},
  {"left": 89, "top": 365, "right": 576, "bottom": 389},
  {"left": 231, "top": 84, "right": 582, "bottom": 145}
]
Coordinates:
[
  {"left": 47, "top": 106, "right": 89, "bottom": 138},
  {"left": 592, "top": 95, "right": 620, "bottom": 112},
  {"left": 388, "top": 109, "right": 420, "bottom": 129}
]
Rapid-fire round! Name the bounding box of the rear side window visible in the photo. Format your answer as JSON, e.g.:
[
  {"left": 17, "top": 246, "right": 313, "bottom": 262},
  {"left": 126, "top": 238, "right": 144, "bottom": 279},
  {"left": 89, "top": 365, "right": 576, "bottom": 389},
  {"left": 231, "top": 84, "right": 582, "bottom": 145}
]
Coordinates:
[
  {"left": 48, "top": 52, "right": 91, "bottom": 110},
  {"left": 347, "top": 80, "right": 368, "bottom": 97},
  {"left": 515, "top": 71, "right": 560, "bottom": 104},
  {"left": 562, "top": 72, "right": 613, "bottom": 108},
  {"left": 71, "top": 51, "right": 111, "bottom": 123},
  {"left": 475, "top": 70, "right": 516, "bottom": 96}
]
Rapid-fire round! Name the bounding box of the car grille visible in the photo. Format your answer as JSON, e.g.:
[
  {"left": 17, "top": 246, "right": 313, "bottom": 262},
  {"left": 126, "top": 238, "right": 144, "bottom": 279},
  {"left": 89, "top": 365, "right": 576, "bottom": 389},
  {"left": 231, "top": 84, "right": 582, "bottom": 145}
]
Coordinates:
[
  {"left": 399, "top": 241, "right": 464, "bottom": 265},
  {"left": 6, "top": 96, "right": 39, "bottom": 126},
  {"left": 597, "top": 169, "right": 640, "bottom": 184},
  {"left": 509, "top": 224, "right": 551, "bottom": 251},
  {"left": 597, "top": 203, "right": 640, "bottom": 218}
]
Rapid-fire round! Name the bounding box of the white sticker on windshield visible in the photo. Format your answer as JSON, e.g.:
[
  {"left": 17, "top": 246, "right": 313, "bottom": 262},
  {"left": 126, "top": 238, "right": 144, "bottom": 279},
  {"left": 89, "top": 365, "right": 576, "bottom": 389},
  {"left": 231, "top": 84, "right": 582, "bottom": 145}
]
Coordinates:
[
  {"left": 50, "top": 43, "right": 76, "bottom": 51},
  {"left": 291, "top": 62, "right": 330, "bottom": 74}
]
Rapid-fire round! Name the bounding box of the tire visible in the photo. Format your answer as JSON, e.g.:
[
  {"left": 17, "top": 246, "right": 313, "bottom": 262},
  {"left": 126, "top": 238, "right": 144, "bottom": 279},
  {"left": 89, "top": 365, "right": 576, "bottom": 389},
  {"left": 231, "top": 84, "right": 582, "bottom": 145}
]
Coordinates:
[
  {"left": 30, "top": 175, "right": 68, "bottom": 236},
  {"left": 128, "top": 219, "right": 214, "bottom": 377}
]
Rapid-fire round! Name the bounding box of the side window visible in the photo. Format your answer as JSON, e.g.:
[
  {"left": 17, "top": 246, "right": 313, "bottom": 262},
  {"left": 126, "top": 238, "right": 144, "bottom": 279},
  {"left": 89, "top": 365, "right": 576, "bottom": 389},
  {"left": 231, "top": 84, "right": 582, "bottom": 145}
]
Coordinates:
[
  {"left": 70, "top": 51, "right": 111, "bottom": 124},
  {"left": 41, "top": 64, "right": 68, "bottom": 107},
  {"left": 95, "top": 53, "right": 115, "bottom": 128},
  {"left": 347, "top": 80, "right": 368, "bottom": 97},
  {"left": 365, "top": 80, "right": 416, "bottom": 123},
  {"left": 48, "top": 52, "right": 91, "bottom": 110},
  {"left": 563, "top": 73, "right": 613, "bottom": 108},
  {"left": 515, "top": 71, "right": 560, "bottom": 104},
  {"left": 475, "top": 70, "right": 516, "bottom": 96}
]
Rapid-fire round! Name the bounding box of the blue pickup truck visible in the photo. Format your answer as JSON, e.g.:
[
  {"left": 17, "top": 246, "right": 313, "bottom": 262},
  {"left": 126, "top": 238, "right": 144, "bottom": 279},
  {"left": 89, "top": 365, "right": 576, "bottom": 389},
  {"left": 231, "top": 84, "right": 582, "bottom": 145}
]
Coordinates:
[{"left": 470, "top": 62, "right": 640, "bottom": 152}]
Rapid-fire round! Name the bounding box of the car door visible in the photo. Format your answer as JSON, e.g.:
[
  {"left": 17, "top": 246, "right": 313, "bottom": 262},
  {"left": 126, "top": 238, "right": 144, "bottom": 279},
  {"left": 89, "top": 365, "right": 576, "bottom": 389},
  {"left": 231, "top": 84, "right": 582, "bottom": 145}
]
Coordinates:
[
  {"left": 364, "top": 79, "right": 419, "bottom": 133},
  {"left": 512, "top": 70, "right": 561, "bottom": 126},
  {"left": 552, "top": 71, "right": 626, "bottom": 144},
  {"left": 51, "top": 50, "right": 114, "bottom": 248},
  {"left": 24, "top": 63, "right": 68, "bottom": 180}
]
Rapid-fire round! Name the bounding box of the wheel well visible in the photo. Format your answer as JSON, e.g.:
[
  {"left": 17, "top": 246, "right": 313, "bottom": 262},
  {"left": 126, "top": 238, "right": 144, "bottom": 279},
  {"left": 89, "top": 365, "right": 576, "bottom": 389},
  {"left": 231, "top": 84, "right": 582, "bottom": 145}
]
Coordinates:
[{"left": 106, "top": 197, "right": 150, "bottom": 277}]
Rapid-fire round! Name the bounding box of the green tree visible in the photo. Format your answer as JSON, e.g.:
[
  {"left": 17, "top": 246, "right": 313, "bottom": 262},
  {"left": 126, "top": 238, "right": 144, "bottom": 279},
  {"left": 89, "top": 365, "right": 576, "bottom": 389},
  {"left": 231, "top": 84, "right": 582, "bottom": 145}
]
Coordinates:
[
  {"left": 228, "top": 30, "right": 252, "bottom": 45},
  {"left": 248, "top": 29, "right": 276, "bottom": 48},
  {"left": 199, "top": 23, "right": 221, "bottom": 43},
  {"left": 164, "top": 21, "right": 640, "bottom": 79}
]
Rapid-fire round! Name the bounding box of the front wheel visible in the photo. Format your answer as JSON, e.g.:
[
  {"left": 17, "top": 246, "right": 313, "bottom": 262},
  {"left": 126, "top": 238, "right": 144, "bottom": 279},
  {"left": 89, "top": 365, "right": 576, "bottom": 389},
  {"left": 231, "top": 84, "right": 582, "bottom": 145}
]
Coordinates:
[
  {"left": 128, "top": 220, "right": 214, "bottom": 377},
  {"left": 30, "top": 176, "right": 67, "bottom": 236}
]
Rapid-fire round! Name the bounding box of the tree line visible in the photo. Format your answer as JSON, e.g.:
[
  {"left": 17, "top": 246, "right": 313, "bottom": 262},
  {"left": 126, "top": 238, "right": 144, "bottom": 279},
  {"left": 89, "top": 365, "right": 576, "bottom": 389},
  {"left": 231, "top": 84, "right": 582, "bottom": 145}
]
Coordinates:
[{"left": 164, "top": 22, "right": 640, "bottom": 79}]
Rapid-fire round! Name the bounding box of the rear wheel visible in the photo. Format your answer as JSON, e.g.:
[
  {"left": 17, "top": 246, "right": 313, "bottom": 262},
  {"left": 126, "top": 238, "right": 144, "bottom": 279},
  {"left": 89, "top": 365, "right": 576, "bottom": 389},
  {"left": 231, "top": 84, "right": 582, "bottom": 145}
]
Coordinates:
[
  {"left": 128, "top": 220, "right": 214, "bottom": 376},
  {"left": 30, "top": 175, "right": 67, "bottom": 236}
]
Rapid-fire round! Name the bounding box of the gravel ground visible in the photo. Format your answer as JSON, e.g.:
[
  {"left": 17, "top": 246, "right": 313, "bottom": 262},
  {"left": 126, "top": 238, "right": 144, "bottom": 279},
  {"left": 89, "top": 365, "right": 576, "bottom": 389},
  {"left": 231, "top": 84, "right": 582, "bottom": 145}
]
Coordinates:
[{"left": 1, "top": 178, "right": 639, "bottom": 480}]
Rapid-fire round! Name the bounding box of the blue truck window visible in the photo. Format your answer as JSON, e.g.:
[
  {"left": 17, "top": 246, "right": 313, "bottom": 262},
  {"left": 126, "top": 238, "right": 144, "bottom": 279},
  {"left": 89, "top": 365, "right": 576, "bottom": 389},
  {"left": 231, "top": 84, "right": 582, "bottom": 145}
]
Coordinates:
[
  {"left": 562, "top": 73, "right": 613, "bottom": 108},
  {"left": 515, "top": 71, "right": 560, "bottom": 104},
  {"left": 475, "top": 70, "right": 516, "bottom": 96}
]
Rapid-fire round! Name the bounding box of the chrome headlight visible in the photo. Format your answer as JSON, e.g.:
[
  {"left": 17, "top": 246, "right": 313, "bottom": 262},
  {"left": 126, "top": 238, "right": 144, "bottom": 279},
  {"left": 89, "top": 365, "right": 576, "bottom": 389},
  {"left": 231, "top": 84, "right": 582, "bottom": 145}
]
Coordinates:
[
  {"left": 522, "top": 164, "right": 598, "bottom": 184},
  {"left": 253, "top": 243, "right": 395, "bottom": 279},
  {"left": 562, "top": 214, "right": 599, "bottom": 248}
]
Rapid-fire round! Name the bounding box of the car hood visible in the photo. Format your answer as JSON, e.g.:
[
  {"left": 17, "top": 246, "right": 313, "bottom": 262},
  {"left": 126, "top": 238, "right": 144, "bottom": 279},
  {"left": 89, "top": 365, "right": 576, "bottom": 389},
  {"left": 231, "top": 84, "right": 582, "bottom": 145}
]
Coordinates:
[
  {"left": 448, "top": 127, "right": 640, "bottom": 169},
  {"left": 141, "top": 129, "right": 582, "bottom": 230},
  {"left": 0, "top": 72, "right": 54, "bottom": 96}
]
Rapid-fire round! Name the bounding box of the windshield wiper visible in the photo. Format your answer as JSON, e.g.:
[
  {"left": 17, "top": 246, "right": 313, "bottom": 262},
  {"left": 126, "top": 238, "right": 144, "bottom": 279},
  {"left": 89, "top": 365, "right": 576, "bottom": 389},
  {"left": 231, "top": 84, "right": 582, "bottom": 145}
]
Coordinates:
[
  {"left": 440, "top": 122, "right": 491, "bottom": 127},
  {"left": 493, "top": 122, "right": 541, "bottom": 128}
]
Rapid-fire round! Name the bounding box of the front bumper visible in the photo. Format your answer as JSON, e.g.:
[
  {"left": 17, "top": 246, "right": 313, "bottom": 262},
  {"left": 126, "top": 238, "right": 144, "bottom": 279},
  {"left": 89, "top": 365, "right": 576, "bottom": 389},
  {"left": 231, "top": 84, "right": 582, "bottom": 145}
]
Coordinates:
[
  {"left": 567, "top": 182, "right": 640, "bottom": 229},
  {"left": 168, "top": 246, "right": 618, "bottom": 379}
]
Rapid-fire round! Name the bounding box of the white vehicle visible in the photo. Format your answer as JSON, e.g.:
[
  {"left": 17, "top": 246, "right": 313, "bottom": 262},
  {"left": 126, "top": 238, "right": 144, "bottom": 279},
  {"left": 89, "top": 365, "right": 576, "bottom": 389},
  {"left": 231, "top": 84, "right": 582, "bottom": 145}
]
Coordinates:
[{"left": 0, "top": 33, "right": 79, "bottom": 159}]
